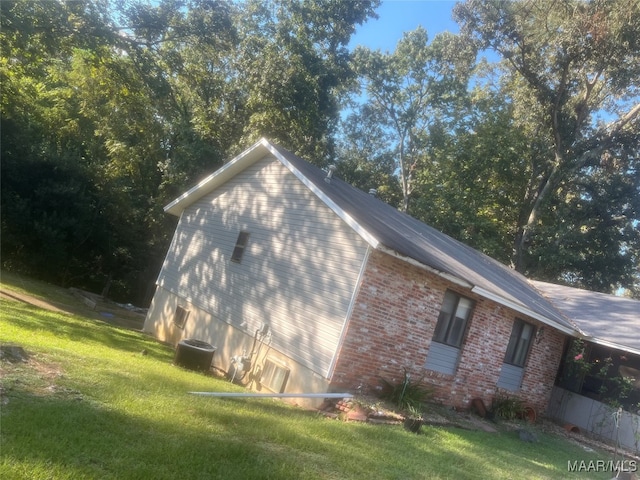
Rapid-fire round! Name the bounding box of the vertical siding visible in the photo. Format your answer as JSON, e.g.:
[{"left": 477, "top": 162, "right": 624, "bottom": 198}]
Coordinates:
[{"left": 156, "top": 155, "right": 369, "bottom": 376}]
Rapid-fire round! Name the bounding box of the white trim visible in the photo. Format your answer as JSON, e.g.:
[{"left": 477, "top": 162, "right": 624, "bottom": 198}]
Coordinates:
[
  {"left": 190, "top": 392, "right": 353, "bottom": 399},
  {"left": 264, "top": 141, "right": 381, "bottom": 250},
  {"left": 163, "top": 138, "right": 383, "bottom": 250},
  {"left": 164, "top": 140, "right": 268, "bottom": 216},
  {"left": 579, "top": 335, "right": 640, "bottom": 357},
  {"left": 326, "top": 245, "right": 372, "bottom": 379},
  {"left": 376, "top": 245, "right": 473, "bottom": 289},
  {"left": 471, "top": 286, "right": 579, "bottom": 335}
]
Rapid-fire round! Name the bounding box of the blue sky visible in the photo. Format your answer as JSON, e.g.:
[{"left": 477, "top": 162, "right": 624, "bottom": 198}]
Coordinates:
[{"left": 349, "top": 1, "right": 459, "bottom": 52}]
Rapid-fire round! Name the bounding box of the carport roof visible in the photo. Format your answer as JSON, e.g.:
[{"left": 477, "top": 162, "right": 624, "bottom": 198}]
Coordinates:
[{"left": 531, "top": 281, "right": 640, "bottom": 355}]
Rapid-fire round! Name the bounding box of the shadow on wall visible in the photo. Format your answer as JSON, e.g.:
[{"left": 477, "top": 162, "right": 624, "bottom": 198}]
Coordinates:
[{"left": 151, "top": 158, "right": 369, "bottom": 379}]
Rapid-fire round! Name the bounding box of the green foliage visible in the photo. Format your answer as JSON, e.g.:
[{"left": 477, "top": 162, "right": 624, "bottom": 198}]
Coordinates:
[
  {"left": 454, "top": 0, "right": 640, "bottom": 292},
  {"left": 560, "top": 338, "right": 637, "bottom": 410},
  {"left": 0, "top": 0, "right": 378, "bottom": 303},
  {"left": 561, "top": 339, "right": 593, "bottom": 384},
  {"left": 491, "top": 394, "right": 526, "bottom": 421},
  {"left": 2, "top": 0, "right": 638, "bottom": 302},
  {"left": 344, "top": 26, "right": 475, "bottom": 212},
  {"left": 379, "top": 368, "right": 434, "bottom": 411}
]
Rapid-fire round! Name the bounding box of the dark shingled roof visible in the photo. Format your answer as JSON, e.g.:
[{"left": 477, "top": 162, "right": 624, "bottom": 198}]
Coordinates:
[
  {"left": 164, "top": 138, "right": 581, "bottom": 334},
  {"left": 269, "top": 142, "right": 576, "bottom": 332}
]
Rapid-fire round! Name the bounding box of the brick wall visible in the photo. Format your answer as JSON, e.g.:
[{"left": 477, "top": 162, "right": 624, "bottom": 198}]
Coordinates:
[{"left": 329, "top": 250, "right": 566, "bottom": 414}]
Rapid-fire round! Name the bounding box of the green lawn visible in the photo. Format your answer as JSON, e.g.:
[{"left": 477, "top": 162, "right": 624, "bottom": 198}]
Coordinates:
[{"left": 0, "top": 274, "right": 613, "bottom": 479}]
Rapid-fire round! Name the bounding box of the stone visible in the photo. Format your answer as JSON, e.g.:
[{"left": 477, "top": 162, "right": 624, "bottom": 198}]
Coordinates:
[
  {"left": 518, "top": 429, "right": 539, "bottom": 443},
  {"left": 0, "top": 345, "right": 29, "bottom": 363}
]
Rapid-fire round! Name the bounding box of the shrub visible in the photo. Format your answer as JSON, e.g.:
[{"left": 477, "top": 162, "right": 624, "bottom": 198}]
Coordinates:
[
  {"left": 379, "top": 368, "right": 434, "bottom": 411},
  {"left": 492, "top": 394, "right": 526, "bottom": 420}
]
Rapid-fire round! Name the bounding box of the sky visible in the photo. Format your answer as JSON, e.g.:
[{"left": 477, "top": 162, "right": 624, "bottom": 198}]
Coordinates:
[{"left": 348, "top": 1, "right": 459, "bottom": 52}]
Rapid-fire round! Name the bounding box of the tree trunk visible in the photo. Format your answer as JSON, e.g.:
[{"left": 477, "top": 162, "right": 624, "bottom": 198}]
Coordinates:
[{"left": 513, "top": 154, "right": 563, "bottom": 273}]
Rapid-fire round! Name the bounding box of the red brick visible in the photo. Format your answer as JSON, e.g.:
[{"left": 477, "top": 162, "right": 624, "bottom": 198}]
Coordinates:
[{"left": 329, "top": 250, "right": 564, "bottom": 414}]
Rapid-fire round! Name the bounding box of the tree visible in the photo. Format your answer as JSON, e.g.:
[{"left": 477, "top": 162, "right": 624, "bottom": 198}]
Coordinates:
[
  {"left": 1, "top": 1, "right": 114, "bottom": 286},
  {"left": 454, "top": 0, "right": 640, "bottom": 293},
  {"left": 234, "top": 0, "right": 379, "bottom": 164},
  {"left": 336, "top": 105, "right": 403, "bottom": 206},
  {"left": 410, "top": 77, "right": 532, "bottom": 265},
  {"left": 1, "top": 0, "right": 380, "bottom": 302},
  {"left": 347, "top": 27, "right": 475, "bottom": 211}
]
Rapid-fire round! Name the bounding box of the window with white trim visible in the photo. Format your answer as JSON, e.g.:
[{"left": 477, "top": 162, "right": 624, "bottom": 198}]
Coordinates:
[{"left": 260, "top": 358, "right": 290, "bottom": 393}]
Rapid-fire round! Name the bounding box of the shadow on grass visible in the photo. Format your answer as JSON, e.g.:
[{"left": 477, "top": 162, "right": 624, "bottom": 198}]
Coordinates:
[
  {"left": 1, "top": 300, "right": 171, "bottom": 362},
  {"left": 1, "top": 363, "right": 603, "bottom": 480},
  {"left": 1, "top": 388, "right": 296, "bottom": 479},
  {"left": 1, "top": 383, "right": 429, "bottom": 480},
  {"left": 1, "top": 353, "right": 487, "bottom": 480}
]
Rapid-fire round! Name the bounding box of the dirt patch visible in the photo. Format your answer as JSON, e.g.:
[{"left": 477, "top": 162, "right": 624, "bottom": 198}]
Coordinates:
[
  {"left": 0, "top": 344, "right": 30, "bottom": 363},
  {"left": 0, "top": 345, "right": 77, "bottom": 404},
  {"left": 0, "top": 289, "right": 71, "bottom": 314},
  {"left": 0, "top": 286, "right": 145, "bottom": 331}
]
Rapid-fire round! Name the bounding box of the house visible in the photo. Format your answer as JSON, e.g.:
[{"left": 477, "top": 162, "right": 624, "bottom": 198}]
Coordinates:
[{"left": 143, "top": 138, "right": 636, "bottom": 416}]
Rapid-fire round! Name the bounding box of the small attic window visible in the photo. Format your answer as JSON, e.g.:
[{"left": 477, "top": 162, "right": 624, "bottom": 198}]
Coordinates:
[{"left": 231, "top": 231, "right": 250, "bottom": 263}]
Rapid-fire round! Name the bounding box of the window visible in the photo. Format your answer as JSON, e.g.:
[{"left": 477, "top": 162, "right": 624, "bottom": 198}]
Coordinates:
[
  {"left": 498, "top": 318, "right": 536, "bottom": 390},
  {"left": 504, "top": 319, "right": 535, "bottom": 367},
  {"left": 231, "top": 231, "right": 250, "bottom": 263},
  {"left": 425, "top": 291, "right": 475, "bottom": 375},
  {"left": 260, "top": 358, "right": 290, "bottom": 393},
  {"left": 432, "top": 291, "right": 474, "bottom": 348},
  {"left": 173, "top": 305, "right": 190, "bottom": 329}
]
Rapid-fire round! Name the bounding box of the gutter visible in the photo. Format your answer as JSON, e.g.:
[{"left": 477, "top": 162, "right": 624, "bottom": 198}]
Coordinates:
[
  {"left": 376, "top": 245, "right": 473, "bottom": 290},
  {"left": 471, "top": 286, "right": 580, "bottom": 336},
  {"left": 376, "top": 246, "right": 580, "bottom": 336},
  {"left": 578, "top": 336, "right": 640, "bottom": 357}
]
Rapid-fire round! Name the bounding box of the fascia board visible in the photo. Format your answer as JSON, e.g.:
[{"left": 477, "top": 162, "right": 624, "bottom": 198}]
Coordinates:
[
  {"left": 376, "top": 245, "right": 473, "bottom": 289},
  {"left": 163, "top": 140, "right": 270, "bottom": 216},
  {"left": 579, "top": 336, "right": 640, "bottom": 357},
  {"left": 375, "top": 248, "right": 585, "bottom": 339},
  {"left": 472, "top": 286, "right": 579, "bottom": 335}
]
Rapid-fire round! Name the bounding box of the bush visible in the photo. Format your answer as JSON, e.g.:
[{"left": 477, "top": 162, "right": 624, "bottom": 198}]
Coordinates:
[
  {"left": 492, "top": 394, "right": 526, "bottom": 420},
  {"left": 379, "top": 368, "right": 434, "bottom": 411}
]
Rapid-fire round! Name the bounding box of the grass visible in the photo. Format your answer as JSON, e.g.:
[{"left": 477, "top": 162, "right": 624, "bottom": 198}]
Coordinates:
[{"left": 0, "top": 273, "right": 614, "bottom": 479}]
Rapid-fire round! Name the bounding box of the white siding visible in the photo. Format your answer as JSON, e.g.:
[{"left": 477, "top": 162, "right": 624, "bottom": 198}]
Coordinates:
[{"left": 156, "top": 155, "right": 370, "bottom": 376}]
